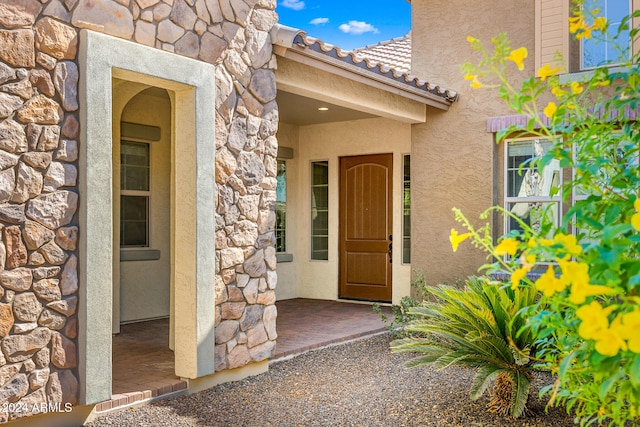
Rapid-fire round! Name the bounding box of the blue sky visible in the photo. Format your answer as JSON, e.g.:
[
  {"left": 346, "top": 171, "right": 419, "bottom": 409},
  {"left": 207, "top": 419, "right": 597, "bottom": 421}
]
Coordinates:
[{"left": 275, "top": 0, "right": 411, "bottom": 51}]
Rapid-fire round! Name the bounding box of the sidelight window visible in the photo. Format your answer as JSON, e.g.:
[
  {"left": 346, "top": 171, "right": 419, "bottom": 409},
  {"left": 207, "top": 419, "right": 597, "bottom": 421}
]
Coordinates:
[
  {"left": 402, "top": 155, "right": 411, "bottom": 264},
  {"left": 275, "top": 160, "right": 287, "bottom": 253},
  {"left": 311, "top": 161, "right": 329, "bottom": 260}
]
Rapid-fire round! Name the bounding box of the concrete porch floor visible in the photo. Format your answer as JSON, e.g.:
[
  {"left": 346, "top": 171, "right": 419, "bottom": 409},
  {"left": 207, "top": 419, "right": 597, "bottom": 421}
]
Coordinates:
[{"left": 97, "top": 298, "right": 390, "bottom": 413}]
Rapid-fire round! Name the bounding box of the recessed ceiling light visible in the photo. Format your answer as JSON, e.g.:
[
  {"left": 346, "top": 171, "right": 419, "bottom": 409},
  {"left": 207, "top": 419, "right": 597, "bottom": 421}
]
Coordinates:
[{"left": 318, "top": 107, "right": 329, "bottom": 111}]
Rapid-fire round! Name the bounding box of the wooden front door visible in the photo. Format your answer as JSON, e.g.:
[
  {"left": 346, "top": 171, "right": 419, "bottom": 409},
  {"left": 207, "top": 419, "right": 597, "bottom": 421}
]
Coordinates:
[{"left": 339, "top": 154, "right": 393, "bottom": 302}]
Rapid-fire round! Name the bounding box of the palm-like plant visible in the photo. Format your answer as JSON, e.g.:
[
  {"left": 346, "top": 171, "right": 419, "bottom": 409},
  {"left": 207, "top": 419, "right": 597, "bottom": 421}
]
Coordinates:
[{"left": 391, "top": 276, "right": 540, "bottom": 418}]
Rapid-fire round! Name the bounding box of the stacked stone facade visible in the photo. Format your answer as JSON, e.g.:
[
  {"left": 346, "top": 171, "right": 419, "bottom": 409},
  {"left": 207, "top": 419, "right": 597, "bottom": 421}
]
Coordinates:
[{"left": 0, "top": 0, "right": 278, "bottom": 419}]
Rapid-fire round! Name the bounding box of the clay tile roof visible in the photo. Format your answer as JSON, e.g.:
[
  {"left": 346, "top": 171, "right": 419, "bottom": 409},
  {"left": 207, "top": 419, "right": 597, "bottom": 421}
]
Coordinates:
[
  {"left": 353, "top": 32, "right": 412, "bottom": 73},
  {"left": 274, "top": 26, "right": 457, "bottom": 103}
]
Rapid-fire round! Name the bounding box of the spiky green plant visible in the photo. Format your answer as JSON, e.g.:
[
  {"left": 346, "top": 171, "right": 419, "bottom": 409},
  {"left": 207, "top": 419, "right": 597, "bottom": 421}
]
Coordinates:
[{"left": 391, "top": 276, "right": 540, "bottom": 418}]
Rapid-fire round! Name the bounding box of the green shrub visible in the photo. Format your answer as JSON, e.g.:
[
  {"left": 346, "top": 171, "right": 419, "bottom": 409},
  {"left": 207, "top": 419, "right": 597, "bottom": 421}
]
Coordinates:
[
  {"left": 373, "top": 271, "right": 429, "bottom": 338},
  {"left": 391, "top": 276, "right": 540, "bottom": 418}
]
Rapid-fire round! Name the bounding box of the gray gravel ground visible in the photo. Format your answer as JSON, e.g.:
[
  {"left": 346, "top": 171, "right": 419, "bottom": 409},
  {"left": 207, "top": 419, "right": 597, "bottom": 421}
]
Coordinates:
[{"left": 85, "top": 333, "right": 576, "bottom": 427}]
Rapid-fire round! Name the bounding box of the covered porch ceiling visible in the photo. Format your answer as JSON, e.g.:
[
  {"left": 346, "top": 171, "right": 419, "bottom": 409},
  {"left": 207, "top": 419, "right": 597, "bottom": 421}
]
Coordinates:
[{"left": 277, "top": 90, "right": 376, "bottom": 126}]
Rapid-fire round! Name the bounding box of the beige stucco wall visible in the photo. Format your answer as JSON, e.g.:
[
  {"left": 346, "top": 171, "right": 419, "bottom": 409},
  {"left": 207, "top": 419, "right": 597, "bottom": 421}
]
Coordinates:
[
  {"left": 410, "top": 0, "right": 535, "bottom": 286},
  {"left": 277, "top": 117, "right": 412, "bottom": 304},
  {"left": 118, "top": 91, "right": 172, "bottom": 323},
  {"left": 274, "top": 122, "right": 299, "bottom": 300}
]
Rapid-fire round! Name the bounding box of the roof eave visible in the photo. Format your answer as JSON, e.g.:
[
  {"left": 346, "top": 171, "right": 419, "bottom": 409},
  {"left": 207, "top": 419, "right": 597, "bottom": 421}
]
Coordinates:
[{"left": 271, "top": 25, "right": 456, "bottom": 112}]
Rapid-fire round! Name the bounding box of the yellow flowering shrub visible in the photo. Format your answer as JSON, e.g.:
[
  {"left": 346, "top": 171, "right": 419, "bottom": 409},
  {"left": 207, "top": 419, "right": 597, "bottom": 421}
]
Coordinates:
[{"left": 455, "top": 3, "right": 640, "bottom": 425}]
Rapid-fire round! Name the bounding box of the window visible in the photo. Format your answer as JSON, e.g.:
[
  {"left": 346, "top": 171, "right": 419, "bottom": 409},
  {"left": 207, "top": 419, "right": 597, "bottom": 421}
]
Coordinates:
[
  {"left": 581, "top": 0, "right": 631, "bottom": 70},
  {"left": 536, "top": 0, "right": 632, "bottom": 75},
  {"left": 402, "top": 155, "right": 411, "bottom": 264},
  {"left": 505, "top": 138, "right": 562, "bottom": 237},
  {"left": 120, "top": 140, "right": 150, "bottom": 247},
  {"left": 311, "top": 161, "right": 328, "bottom": 260},
  {"left": 275, "top": 160, "right": 286, "bottom": 252}
]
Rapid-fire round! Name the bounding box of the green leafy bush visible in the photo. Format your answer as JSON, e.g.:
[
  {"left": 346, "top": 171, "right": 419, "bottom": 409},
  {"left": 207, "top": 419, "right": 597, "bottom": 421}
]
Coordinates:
[
  {"left": 373, "top": 271, "right": 429, "bottom": 338},
  {"left": 391, "top": 277, "right": 540, "bottom": 418}
]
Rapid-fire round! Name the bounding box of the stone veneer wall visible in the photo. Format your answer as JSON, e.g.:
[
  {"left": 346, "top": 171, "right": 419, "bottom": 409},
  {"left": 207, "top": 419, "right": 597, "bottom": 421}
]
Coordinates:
[{"left": 0, "top": 0, "right": 278, "bottom": 420}]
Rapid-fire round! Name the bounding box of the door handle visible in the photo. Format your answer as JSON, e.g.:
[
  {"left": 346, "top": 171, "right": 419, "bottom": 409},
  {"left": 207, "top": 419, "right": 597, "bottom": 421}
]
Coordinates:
[{"left": 388, "top": 241, "right": 392, "bottom": 263}]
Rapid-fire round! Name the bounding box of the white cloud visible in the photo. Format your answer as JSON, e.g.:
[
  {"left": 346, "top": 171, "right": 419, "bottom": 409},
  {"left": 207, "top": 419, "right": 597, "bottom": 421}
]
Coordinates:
[
  {"left": 338, "top": 20, "right": 379, "bottom": 35},
  {"left": 281, "top": 0, "right": 305, "bottom": 10},
  {"left": 310, "top": 17, "right": 329, "bottom": 25}
]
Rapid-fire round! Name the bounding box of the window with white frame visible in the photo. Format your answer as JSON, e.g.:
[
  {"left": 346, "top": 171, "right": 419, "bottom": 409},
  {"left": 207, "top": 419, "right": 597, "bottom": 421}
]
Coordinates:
[
  {"left": 581, "top": 0, "right": 631, "bottom": 70},
  {"left": 120, "top": 140, "right": 150, "bottom": 247},
  {"left": 310, "top": 161, "right": 329, "bottom": 260},
  {"left": 505, "top": 138, "right": 562, "bottom": 237},
  {"left": 275, "top": 160, "right": 286, "bottom": 253},
  {"left": 402, "top": 154, "right": 411, "bottom": 264}
]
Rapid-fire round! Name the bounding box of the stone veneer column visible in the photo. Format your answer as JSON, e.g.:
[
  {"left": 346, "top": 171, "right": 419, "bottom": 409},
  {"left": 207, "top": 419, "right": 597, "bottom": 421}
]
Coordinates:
[{"left": 0, "top": 0, "right": 279, "bottom": 420}]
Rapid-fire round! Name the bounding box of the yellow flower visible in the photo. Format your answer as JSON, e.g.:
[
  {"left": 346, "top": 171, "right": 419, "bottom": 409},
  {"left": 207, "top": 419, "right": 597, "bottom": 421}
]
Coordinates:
[
  {"left": 495, "top": 238, "right": 519, "bottom": 256},
  {"left": 506, "top": 47, "right": 528, "bottom": 71},
  {"left": 558, "top": 258, "right": 590, "bottom": 287},
  {"left": 557, "top": 258, "right": 613, "bottom": 304},
  {"left": 568, "top": 16, "right": 584, "bottom": 34},
  {"left": 595, "top": 323, "right": 627, "bottom": 357},
  {"left": 576, "top": 300, "right": 614, "bottom": 340},
  {"left": 621, "top": 310, "right": 640, "bottom": 353},
  {"left": 538, "top": 64, "right": 562, "bottom": 80},
  {"left": 632, "top": 199, "right": 640, "bottom": 232},
  {"left": 538, "top": 238, "right": 554, "bottom": 246},
  {"left": 554, "top": 233, "right": 582, "bottom": 256},
  {"left": 510, "top": 267, "right": 529, "bottom": 290},
  {"left": 544, "top": 102, "right": 557, "bottom": 119},
  {"left": 449, "top": 229, "right": 471, "bottom": 252},
  {"left": 521, "top": 252, "right": 536, "bottom": 270},
  {"left": 467, "top": 36, "right": 478, "bottom": 43},
  {"left": 535, "top": 265, "right": 566, "bottom": 297},
  {"left": 464, "top": 73, "right": 484, "bottom": 89},
  {"left": 569, "top": 280, "right": 613, "bottom": 304},
  {"left": 576, "top": 26, "right": 592, "bottom": 40},
  {"left": 551, "top": 86, "right": 567, "bottom": 99},
  {"left": 592, "top": 17, "right": 607, "bottom": 31},
  {"left": 594, "top": 79, "right": 610, "bottom": 87},
  {"left": 569, "top": 15, "right": 592, "bottom": 39},
  {"left": 570, "top": 81, "right": 583, "bottom": 94}
]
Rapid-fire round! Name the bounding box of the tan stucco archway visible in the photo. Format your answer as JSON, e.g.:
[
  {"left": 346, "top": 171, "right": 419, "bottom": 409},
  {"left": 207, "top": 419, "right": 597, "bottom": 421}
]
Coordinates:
[{"left": 78, "top": 30, "right": 216, "bottom": 405}]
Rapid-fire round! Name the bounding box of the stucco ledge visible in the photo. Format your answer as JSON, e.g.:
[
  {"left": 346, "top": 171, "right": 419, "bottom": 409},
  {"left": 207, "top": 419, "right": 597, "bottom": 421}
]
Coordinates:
[{"left": 183, "top": 360, "right": 269, "bottom": 394}]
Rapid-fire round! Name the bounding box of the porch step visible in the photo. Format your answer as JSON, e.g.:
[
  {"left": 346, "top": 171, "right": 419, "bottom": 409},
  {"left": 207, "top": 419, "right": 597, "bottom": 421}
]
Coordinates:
[{"left": 95, "top": 380, "right": 187, "bottom": 413}]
